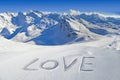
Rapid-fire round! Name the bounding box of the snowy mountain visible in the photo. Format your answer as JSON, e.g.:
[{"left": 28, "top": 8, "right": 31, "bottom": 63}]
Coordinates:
[
  {"left": 0, "top": 10, "right": 120, "bottom": 80},
  {"left": 0, "top": 10, "right": 120, "bottom": 45}
]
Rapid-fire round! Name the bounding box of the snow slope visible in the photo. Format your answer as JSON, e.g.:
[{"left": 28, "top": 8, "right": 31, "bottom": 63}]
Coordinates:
[{"left": 0, "top": 36, "right": 120, "bottom": 80}]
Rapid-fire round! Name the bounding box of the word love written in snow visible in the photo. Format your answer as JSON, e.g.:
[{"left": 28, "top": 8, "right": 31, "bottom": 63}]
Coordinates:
[{"left": 23, "top": 55, "right": 95, "bottom": 72}]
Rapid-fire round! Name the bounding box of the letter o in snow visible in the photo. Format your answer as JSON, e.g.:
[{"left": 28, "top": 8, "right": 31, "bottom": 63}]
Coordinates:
[{"left": 40, "top": 60, "right": 59, "bottom": 70}]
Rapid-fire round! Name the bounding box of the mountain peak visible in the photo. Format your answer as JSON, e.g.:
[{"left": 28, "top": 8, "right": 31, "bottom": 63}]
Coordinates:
[{"left": 69, "top": 9, "right": 81, "bottom": 15}]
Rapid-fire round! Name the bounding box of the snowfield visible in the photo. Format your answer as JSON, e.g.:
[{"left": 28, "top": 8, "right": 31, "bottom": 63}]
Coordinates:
[
  {"left": 0, "top": 10, "right": 120, "bottom": 80},
  {"left": 0, "top": 36, "right": 120, "bottom": 80}
]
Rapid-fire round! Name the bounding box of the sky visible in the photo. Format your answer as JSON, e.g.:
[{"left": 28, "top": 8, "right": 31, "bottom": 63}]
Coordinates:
[{"left": 0, "top": 0, "right": 119, "bottom": 14}]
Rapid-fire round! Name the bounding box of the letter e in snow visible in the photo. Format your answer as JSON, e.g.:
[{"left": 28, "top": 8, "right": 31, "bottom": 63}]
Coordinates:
[{"left": 80, "top": 57, "right": 95, "bottom": 71}]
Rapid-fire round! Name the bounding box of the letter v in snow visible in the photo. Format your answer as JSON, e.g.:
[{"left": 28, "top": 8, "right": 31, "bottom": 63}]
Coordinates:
[{"left": 63, "top": 55, "right": 78, "bottom": 71}]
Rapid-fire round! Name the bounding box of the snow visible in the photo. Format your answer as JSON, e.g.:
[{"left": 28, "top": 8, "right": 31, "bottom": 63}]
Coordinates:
[
  {"left": 0, "top": 36, "right": 120, "bottom": 80},
  {"left": 69, "top": 9, "right": 81, "bottom": 15},
  {"left": 0, "top": 10, "right": 120, "bottom": 80}
]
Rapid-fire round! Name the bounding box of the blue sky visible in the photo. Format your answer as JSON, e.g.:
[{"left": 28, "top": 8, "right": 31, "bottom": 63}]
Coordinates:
[{"left": 0, "top": 0, "right": 119, "bottom": 14}]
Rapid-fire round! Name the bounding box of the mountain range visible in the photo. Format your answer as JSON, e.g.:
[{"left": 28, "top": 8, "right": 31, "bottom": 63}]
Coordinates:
[
  {"left": 0, "top": 10, "right": 120, "bottom": 45},
  {"left": 0, "top": 10, "right": 120, "bottom": 80}
]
